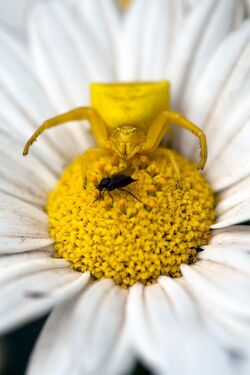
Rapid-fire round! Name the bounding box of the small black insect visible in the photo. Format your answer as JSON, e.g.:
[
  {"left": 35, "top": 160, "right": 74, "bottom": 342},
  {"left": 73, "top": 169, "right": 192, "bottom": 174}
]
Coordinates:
[{"left": 94, "top": 172, "right": 140, "bottom": 202}]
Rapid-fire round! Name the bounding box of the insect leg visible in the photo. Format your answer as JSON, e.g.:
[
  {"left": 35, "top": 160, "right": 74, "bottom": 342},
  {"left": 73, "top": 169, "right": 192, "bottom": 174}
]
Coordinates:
[
  {"left": 118, "top": 188, "right": 141, "bottom": 202},
  {"left": 23, "top": 107, "right": 109, "bottom": 156},
  {"left": 107, "top": 190, "right": 114, "bottom": 202},
  {"left": 93, "top": 189, "right": 105, "bottom": 203}
]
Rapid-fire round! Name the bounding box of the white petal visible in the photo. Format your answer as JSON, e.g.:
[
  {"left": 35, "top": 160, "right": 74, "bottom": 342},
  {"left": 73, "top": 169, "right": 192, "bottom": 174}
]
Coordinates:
[
  {"left": 126, "top": 283, "right": 168, "bottom": 372},
  {"left": 158, "top": 276, "right": 235, "bottom": 375},
  {"left": 177, "top": 277, "right": 250, "bottom": 366},
  {"left": 116, "top": 0, "right": 148, "bottom": 80},
  {"left": 180, "top": 0, "right": 244, "bottom": 111},
  {"left": 127, "top": 279, "right": 233, "bottom": 375},
  {"left": 29, "top": 1, "right": 113, "bottom": 102},
  {"left": 28, "top": 279, "right": 131, "bottom": 375},
  {"left": 205, "top": 80, "right": 250, "bottom": 169},
  {"left": 216, "top": 176, "right": 250, "bottom": 215},
  {"left": 182, "top": 263, "right": 250, "bottom": 347},
  {"left": 219, "top": 175, "right": 250, "bottom": 200},
  {"left": 0, "top": 249, "right": 53, "bottom": 268},
  {"left": 0, "top": 266, "right": 89, "bottom": 334},
  {"left": 179, "top": 21, "right": 250, "bottom": 165},
  {"left": 182, "top": 262, "right": 250, "bottom": 318},
  {"left": 28, "top": 1, "right": 107, "bottom": 156},
  {"left": 0, "top": 193, "right": 53, "bottom": 253},
  {"left": 212, "top": 197, "right": 250, "bottom": 228},
  {"left": 202, "top": 308, "right": 250, "bottom": 354},
  {"left": 210, "top": 225, "right": 250, "bottom": 245},
  {"left": 117, "top": 0, "right": 183, "bottom": 81},
  {"left": 0, "top": 28, "right": 78, "bottom": 171},
  {"left": 199, "top": 245, "right": 250, "bottom": 276},
  {"left": 216, "top": 186, "right": 250, "bottom": 216},
  {"left": 205, "top": 105, "right": 250, "bottom": 190},
  {"left": 186, "top": 19, "right": 250, "bottom": 127},
  {"left": 0, "top": 133, "right": 56, "bottom": 205},
  {"left": 216, "top": 190, "right": 250, "bottom": 218},
  {"left": 170, "top": 0, "right": 243, "bottom": 108},
  {"left": 0, "top": 255, "right": 68, "bottom": 284},
  {"left": 71, "top": 0, "right": 120, "bottom": 73},
  {"left": 116, "top": 0, "right": 145, "bottom": 81}
]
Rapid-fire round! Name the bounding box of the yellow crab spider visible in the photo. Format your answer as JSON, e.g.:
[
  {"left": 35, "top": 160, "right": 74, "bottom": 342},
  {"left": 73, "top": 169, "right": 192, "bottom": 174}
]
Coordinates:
[{"left": 23, "top": 81, "right": 207, "bottom": 172}]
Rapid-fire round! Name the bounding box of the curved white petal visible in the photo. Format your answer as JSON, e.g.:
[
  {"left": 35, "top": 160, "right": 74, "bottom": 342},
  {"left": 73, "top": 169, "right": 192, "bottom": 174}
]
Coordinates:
[
  {"left": 181, "top": 263, "right": 250, "bottom": 351},
  {"left": 212, "top": 197, "right": 250, "bottom": 228},
  {"left": 29, "top": 0, "right": 114, "bottom": 101},
  {"left": 216, "top": 188, "right": 250, "bottom": 217},
  {"left": 0, "top": 267, "right": 89, "bottom": 334},
  {"left": 116, "top": 0, "right": 146, "bottom": 81},
  {"left": 182, "top": 262, "right": 250, "bottom": 318},
  {"left": 0, "top": 27, "right": 79, "bottom": 171},
  {"left": 0, "top": 193, "right": 53, "bottom": 253},
  {"left": 0, "top": 256, "right": 68, "bottom": 284},
  {"left": 127, "top": 279, "right": 233, "bottom": 375},
  {"left": 205, "top": 82, "right": 250, "bottom": 169},
  {"left": 216, "top": 176, "right": 250, "bottom": 215},
  {"left": 206, "top": 121, "right": 250, "bottom": 191},
  {"left": 186, "top": 19, "right": 250, "bottom": 128},
  {"left": 28, "top": 279, "right": 131, "bottom": 375},
  {"left": 216, "top": 187, "right": 250, "bottom": 216},
  {"left": 218, "top": 176, "right": 250, "bottom": 201},
  {"left": 0, "top": 249, "right": 53, "bottom": 268},
  {"left": 210, "top": 225, "right": 250, "bottom": 246},
  {"left": 117, "top": 0, "right": 183, "bottom": 81},
  {"left": 71, "top": 0, "right": 120, "bottom": 75},
  {"left": 170, "top": 0, "right": 244, "bottom": 107},
  {"left": 126, "top": 282, "right": 169, "bottom": 372},
  {"left": 178, "top": 278, "right": 250, "bottom": 372},
  {"left": 202, "top": 307, "right": 250, "bottom": 354},
  {"left": 158, "top": 276, "right": 236, "bottom": 375},
  {"left": 28, "top": 1, "right": 109, "bottom": 156},
  {"left": 199, "top": 245, "right": 250, "bottom": 276},
  {"left": 178, "top": 21, "right": 250, "bottom": 168},
  {"left": 0, "top": 133, "right": 56, "bottom": 205}
]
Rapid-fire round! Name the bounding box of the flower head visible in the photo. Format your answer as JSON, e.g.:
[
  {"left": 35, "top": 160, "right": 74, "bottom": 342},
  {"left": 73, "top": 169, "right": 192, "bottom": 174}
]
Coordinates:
[
  {"left": 47, "top": 150, "right": 215, "bottom": 287},
  {"left": 0, "top": 1, "right": 250, "bottom": 374}
]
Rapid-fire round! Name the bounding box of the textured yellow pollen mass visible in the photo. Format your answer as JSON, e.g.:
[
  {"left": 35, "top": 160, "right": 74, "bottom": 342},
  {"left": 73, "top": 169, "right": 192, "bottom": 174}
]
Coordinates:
[{"left": 46, "top": 149, "right": 215, "bottom": 287}]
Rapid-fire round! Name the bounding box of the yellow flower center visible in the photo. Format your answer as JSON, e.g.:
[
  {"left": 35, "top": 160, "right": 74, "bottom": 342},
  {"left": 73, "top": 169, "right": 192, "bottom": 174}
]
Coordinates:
[{"left": 46, "top": 148, "right": 215, "bottom": 287}]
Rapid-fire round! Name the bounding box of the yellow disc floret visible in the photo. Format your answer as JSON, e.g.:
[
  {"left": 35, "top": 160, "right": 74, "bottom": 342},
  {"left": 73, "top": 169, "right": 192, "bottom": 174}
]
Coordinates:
[{"left": 46, "top": 148, "right": 215, "bottom": 287}]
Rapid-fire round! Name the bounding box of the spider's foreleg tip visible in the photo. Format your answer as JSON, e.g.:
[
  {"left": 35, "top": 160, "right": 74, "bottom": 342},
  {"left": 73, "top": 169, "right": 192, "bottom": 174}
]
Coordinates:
[{"left": 196, "top": 162, "right": 205, "bottom": 170}]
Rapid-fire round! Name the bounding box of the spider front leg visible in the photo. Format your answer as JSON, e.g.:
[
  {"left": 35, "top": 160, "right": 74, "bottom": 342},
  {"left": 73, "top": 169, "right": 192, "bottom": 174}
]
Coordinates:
[
  {"left": 144, "top": 110, "right": 207, "bottom": 170},
  {"left": 23, "top": 107, "right": 109, "bottom": 155}
]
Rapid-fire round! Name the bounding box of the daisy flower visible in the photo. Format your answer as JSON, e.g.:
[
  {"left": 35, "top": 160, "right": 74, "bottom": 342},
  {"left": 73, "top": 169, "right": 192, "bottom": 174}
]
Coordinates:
[{"left": 0, "top": 0, "right": 250, "bottom": 374}]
